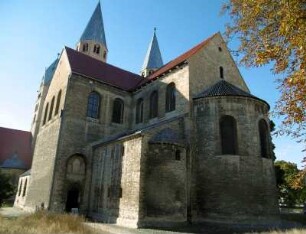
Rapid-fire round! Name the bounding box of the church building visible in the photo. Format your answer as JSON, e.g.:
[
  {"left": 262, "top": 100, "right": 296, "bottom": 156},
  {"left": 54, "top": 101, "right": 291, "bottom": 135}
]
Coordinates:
[{"left": 14, "top": 3, "right": 279, "bottom": 227}]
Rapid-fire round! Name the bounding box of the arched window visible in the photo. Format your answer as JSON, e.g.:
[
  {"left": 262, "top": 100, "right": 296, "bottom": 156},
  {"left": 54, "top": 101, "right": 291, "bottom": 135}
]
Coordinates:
[
  {"left": 67, "top": 155, "right": 85, "bottom": 175},
  {"left": 93, "top": 44, "right": 100, "bottom": 54},
  {"left": 259, "top": 119, "right": 269, "bottom": 158},
  {"left": 112, "top": 98, "right": 124, "bottom": 123},
  {"left": 54, "top": 90, "right": 62, "bottom": 116},
  {"left": 18, "top": 181, "right": 23, "bottom": 196},
  {"left": 150, "top": 91, "right": 158, "bottom": 119},
  {"left": 220, "top": 66, "right": 224, "bottom": 79},
  {"left": 48, "top": 96, "right": 55, "bottom": 121},
  {"left": 103, "top": 51, "right": 107, "bottom": 59},
  {"left": 220, "top": 115, "right": 238, "bottom": 155},
  {"left": 136, "top": 98, "right": 144, "bottom": 124},
  {"left": 87, "top": 92, "right": 100, "bottom": 119},
  {"left": 166, "top": 83, "right": 176, "bottom": 112},
  {"left": 83, "top": 43, "right": 88, "bottom": 52},
  {"left": 22, "top": 179, "right": 27, "bottom": 197},
  {"left": 43, "top": 103, "right": 49, "bottom": 125}
]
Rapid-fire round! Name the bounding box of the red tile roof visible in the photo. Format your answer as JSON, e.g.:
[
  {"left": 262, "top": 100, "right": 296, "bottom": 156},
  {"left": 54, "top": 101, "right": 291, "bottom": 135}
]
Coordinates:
[
  {"left": 137, "top": 33, "right": 218, "bottom": 87},
  {"left": 0, "top": 127, "right": 32, "bottom": 169},
  {"left": 65, "top": 47, "right": 144, "bottom": 91},
  {"left": 65, "top": 33, "right": 218, "bottom": 92}
]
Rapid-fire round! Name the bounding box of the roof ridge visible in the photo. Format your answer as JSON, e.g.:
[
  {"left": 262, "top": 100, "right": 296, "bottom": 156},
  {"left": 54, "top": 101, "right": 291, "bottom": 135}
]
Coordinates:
[
  {"left": 0, "top": 127, "right": 31, "bottom": 134},
  {"left": 65, "top": 46, "right": 142, "bottom": 77},
  {"left": 137, "top": 32, "right": 219, "bottom": 87}
]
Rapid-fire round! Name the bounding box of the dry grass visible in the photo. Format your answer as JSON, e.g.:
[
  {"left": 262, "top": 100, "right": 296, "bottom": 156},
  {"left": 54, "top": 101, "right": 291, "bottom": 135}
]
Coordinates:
[
  {"left": 0, "top": 211, "right": 98, "bottom": 234},
  {"left": 249, "top": 229, "right": 306, "bottom": 234}
]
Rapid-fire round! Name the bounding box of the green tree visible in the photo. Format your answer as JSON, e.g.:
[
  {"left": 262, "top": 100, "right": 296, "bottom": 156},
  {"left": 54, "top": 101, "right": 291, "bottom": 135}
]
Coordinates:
[
  {"left": 0, "top": 171, "right": 15, "bottom": 207},
  {"left": 223, "top": 0, "right": 306, "bottom": 152},
  {"left": 275, "top": 160, "right": 305, "bottom": 206}
]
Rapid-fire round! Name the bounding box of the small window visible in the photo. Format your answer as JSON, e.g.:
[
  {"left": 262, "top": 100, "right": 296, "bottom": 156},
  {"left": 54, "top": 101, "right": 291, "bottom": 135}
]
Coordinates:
[
  {"left": 220, "top": 66, "right": 224, "bottom": 79},
  {"left": 136, "top": 98, "right": 144, "bottom": 124},
  {"left": 103, "top": 51, "right": 107, "bottom": 59},
  {"left": 112, "top": 98, "right": 124, "bottom": 123},
  {"left": 93, "top": 44, "right": 100, "bottom": 54},
  {"left": 107, "top": 186, "right": 111, "bottom": 198},
  {"left": 119, "top": 187, "right": 122, "bottom": 198},
  {"left": 18, "top": 181, "right": 23, "bottom": 196},
  {"left": 22, "top": 179, "right": 27, "bottom": 197},
  {"left": 149, "top": 91, "right": 158, "bottom": 119},
  {"left": 220, "top": 115, "right": 238, "bottom": 155},
  {"left": 83, "top": 43, "right": 88, "bottom": 52},
  {"left": 48, "top": 96, "right": 55, "bottom": 121},
  {"left": 166, "top": 83, "right": 176, "bottom": 112},
  {"left": 87, "top": 92, "right": 101, "bottom": 119},
  {"left": 121, "top": 145, "right": 125, "bottom": 156},
  {"left": 54, "top": 90, "right": 62, "bottom": 116},
  {"left": 175, "top": 150, "right": 181, "bottom": 160},
  {"left": 259, "top": 119, "right": 269, "bottom": 158},
  {"left": 218, "top": 47, "right": 222, "bottom": 52},
  {"left": 43, "top": 103, "right": 49, "bottom": 125}
]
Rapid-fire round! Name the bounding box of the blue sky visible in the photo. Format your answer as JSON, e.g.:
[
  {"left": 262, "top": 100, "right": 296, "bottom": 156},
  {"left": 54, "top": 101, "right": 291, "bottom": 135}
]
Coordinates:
[{"left": 0, "top": 0, "right": 304, "bottom": 167}]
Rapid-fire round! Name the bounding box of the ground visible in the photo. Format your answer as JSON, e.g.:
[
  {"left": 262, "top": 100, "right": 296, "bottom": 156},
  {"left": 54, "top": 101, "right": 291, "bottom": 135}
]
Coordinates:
[{"left": 0, "top": 207, "right": 305, "bottom": 234}]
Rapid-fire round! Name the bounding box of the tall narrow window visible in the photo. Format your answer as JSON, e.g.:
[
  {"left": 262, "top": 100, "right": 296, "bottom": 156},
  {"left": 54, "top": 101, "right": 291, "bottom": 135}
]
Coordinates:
[
  {"left": 87, "top": 92, "right": 101, "bottom": 119},
  {"left": 54, "top": 90, "right": 62, "bottom": 116},
  {"left": 220, "top": 115, "right": 237, "bottom": 155},
  {"left": 48, "top": 96, "right": 55, "bottom": 121},
  {"left": 22, "top": 179, "right": 27, "bottom": 197},
  {"left": 166, "top": 83, "right": 176, "bottom": 112},
  {"left": 93, "top": 44, "right": 100, "bottom": 54},
  {"left": 259, "top": 119, "right": 269, "bottom": 158},
  {"left": 83, "top": 43, "right": 88, "bottom": 52},
  {"left": 18, "top": 181, "right": 23, "bottom": 196},
  {"left": 43, "top": 103, "right": 49, "bottom": 125},
  {"left": 175, "top": 150, "right": 181, "bottom": 161},
  {"left": 150, "top": 91, "right": 158, "bottom": 119},
  {"left": 112, "top": 98, "right": 124, "bottom": 123},
  {"left": 220, "top": 66, "right": 224, "bottom": 79},
  {"left": 136, "top": 98, "right": 144, "bottom": 124}
]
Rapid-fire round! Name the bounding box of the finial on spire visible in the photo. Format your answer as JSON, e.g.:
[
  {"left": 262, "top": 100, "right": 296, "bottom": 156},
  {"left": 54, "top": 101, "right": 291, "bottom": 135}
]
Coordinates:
[{"left": 154, "top": 27, "right": 157, "bottom": 33}]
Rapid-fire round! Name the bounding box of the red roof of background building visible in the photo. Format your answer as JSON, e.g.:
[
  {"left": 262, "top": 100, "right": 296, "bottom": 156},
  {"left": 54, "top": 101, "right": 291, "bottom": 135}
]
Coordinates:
[
  {"left": 0, "top": 127, "right": 32, "bottom": 169},
  {"left": 65, "top": 47, "right": 144, "bottom": 91}
]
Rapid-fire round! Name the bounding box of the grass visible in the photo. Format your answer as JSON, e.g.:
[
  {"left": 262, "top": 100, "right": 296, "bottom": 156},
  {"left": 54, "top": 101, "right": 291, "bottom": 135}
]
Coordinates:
[
  {"left": 0, "top": 211, "right": 99, "bottom": 234},
  {"left": 0, "top": 210, "right": 305, "bottom": 234}
]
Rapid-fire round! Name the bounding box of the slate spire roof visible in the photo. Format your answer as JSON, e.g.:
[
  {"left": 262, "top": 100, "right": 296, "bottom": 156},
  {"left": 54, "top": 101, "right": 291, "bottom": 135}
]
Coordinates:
[
  {"left": 80, "top": 2, "right": 107, "bottom": 48},
  {"left": 42, "top": 58, "right": 59, "bottom": 85},
  {"left": 142, "top": 28, "right": 163, "bottom": 71}
]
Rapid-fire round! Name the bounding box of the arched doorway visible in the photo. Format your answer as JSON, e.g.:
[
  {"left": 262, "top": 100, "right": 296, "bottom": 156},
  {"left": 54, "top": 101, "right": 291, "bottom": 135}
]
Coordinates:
[
  {"left": 65, "top": 154, "right": 86, "bottom": 213},
  {"left": 65, "top": 186, "right": 80, "bottom": 212}
]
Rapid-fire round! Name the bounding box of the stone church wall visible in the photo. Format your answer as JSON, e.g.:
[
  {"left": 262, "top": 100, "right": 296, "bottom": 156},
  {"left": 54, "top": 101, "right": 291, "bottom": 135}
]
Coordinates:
[
  {"left": 188, "top": 33, "right": 249, "bottom": 97},
  {"left": 48, "top": 74, "right": 132, "bottom": 212},
  {"left": 24, "top": 51, "right": 70, "bottom": 211},
  {"left": 192, "top": 96, "right": 279, "bottom": 222},
  {"left": 90, "top": 135, "right": 143, "bottom": 228}
]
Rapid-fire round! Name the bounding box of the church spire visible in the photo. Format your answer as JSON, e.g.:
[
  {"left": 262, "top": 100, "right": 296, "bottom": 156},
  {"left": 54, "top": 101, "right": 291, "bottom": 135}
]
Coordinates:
[
  {"left": 141, "top": 28, "right": 163, "bottom": 77},
  {"left": 77, "top": 2, "right": 108, "bottom": 62}
]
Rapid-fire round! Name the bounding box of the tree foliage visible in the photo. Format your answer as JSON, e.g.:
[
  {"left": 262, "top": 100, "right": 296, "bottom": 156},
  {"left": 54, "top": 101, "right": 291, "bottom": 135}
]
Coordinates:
[
  {"left": 275, "top": 160, "right": 306, "bottom": 206},
  {"left": 0, "top": 171, "right": 15, "bottom": 207},
  {"left": 223, "top": 0, "right": 306, "bottom": 150}
]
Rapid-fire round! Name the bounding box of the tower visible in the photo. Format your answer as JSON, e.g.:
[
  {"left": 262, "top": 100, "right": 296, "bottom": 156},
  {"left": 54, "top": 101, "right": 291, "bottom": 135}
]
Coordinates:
[
  {"left": 141, "top": 28, "right": 163, "bottom": 77},
  {"left": 76, "top": 2, "right": 108, "bottom": 62}
]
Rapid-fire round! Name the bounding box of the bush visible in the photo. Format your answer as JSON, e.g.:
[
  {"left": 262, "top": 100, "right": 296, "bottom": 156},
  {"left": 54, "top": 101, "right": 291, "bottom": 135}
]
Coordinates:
[{"left": 0, "top": 172, "right": 15, "bottom": 207}]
